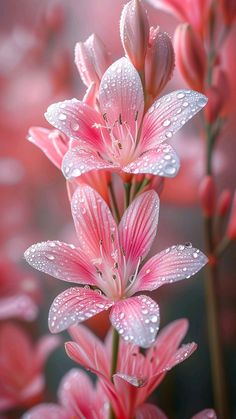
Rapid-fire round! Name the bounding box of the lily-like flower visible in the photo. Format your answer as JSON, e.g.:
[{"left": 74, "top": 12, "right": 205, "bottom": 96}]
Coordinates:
[
  {"left": 65, "top": 320, "right": 197, "bottom": 419},
  {"left": 23, "top": 369, "right": 109, "bottom": 419},
  {"left": 45, "top": 57, "right": 207, "bottom": 181},
  {"left": 25, "top": 185, "right": 207, "bottom": 348},
  {"left": 0, "top": 322, "right": 60, "bottom": 412}
]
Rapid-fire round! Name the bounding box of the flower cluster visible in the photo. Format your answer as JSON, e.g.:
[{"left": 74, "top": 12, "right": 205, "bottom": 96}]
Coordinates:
[{"left": 19, "top": 0, "right": 220, "bottom": 418}]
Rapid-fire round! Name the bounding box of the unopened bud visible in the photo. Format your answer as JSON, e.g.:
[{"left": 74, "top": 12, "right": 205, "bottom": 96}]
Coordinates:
[
  {"left": 75, "top": 34, "right": 111, "bottom": 87},
  {"left": 145, "top": 26, "right": 174, "bottom": 99},
  {"left": 199, "top": 176, "right": 215, "bottom": 217},
  {"left": 216, "top": 189, "right": 232, "bottom": 217},
  {"left": 226, "top": 192, "right": 236, "bottom": 240},
  {"left": 82, "top": 82, "right": 97, "bottom": 108},
  {"left": 120, "top": 0, "right": 149, "bottom": 71},
  {"left": 174, "top": 23, "right": 207, "bottom": 92}
]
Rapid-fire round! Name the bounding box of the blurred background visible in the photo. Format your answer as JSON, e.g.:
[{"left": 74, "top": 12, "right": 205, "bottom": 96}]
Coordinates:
[{"left": 0, "top": 0, "right": 235, "bottom": 418}]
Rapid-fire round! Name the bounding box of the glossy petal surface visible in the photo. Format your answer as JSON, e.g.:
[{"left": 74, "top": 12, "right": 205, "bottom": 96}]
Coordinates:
[
  {"left": 110, "top": 295, "right": 160, "bottom": 348},
  {"left": 49, "top": 287, "right": 113, "bottom": 333}
]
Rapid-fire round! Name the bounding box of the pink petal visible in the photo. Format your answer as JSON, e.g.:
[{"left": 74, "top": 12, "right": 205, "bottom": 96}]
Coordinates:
[
  {"left": 71, "top": 184, "right": 120, "bottom": 266},
  {"left": 58, "top": 369, "right": 95, "bottom": 416},
  {"left": 134, "top": 244, "right": 208, "bottom": 293},
  {"left": 136, "top": 404, "right": 168, "bottom": 419},
  {"left": 0, "top": 295, "right": 38, "bottom": 321},
  {"left": 67, "top": 324, "right": 110, "bottom": 378},
  {"left": 62, "top": 146, "right": 117, "bottom": 179},
  {"left": 22, "top": 404, "right": 68, "bottom": 419},
  {"left": 49, "top": 287, "right": 113, "bottom": 333},
  {"left": 45, "top": 99, "right": 106, "bottom": 153},
  {"left": 24, "top": 241, "right": 97, "bottom": 286},
  {"left": 123, "top": 144, "right": 180, "bottom": 177},
  {"left": 119, "top": 190, "right": 159, "bottom": 279},
  {"left": 28, "top": 127, "right": 69, "bottom": 169},
  {"left": 141, "top": 89, "right": 207, "bottom": 150},
  {"left": 110, "top": 295, "right": 160, "bottom": 348},
  {"left": 99, "top": 57, "right": 144, "bottom": 133},
  {"left": 191, "top": 409, "right": 217, "bottom": 419},
  {"left": 161, "top": 342, "right": 197, "bottom": 372}
]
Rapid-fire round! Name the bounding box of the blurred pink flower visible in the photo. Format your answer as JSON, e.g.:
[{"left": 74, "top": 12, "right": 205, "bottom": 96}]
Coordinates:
[
  {"left": 0, "top": 322, "right": 60, "bottom": 412},
  {"left": 0, "top": 257, "right": 39, "bottom": 321},
  {"left": 25, "top": 185, "right": 207, "bottom": 347},
  {"left": 23, "top": 369, "right": 108, "bottom": 419},
  {"left": 65, "top": 320, "right": 196, "bottom": 419},
  {"left": 45, "top": 57, "right": 207, "bottom": 180}
]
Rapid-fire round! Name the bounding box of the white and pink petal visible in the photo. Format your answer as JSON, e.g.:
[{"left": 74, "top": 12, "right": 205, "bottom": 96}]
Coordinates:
[
  {"left": 49, "top": 287, "right": 113, "bottom": 333},
  {"left": 62, "top": 146, "right": 117, "bottom": 179},
  {"left": 110, "top": 295, "right": 160, "bottom": 348},
  {"left": 136, "top": 404, "right": 168, "bottom": 419},
  {"left": 71, "top": 184, "right": 120, "bottom": 267},
  {"left": 123, "top": 144, "right": 180, "bottom": 177},
  {"left": 99, "top": 57, "right": 144, "bottom": 134},
  {"left": 24, "top": 241, "right": 97, "bottom": 286},
  {"left": 45, "top": 99, "right": 106, "bottom": 153},
  {"left": 141, "top": 89, "right": 207, "bottom": 150},
  {"left": 119, "top": 190, "right": 159, "bottom": 280},
  {"left": 133, "top": 244, "right": 208, "bottom": 293}
]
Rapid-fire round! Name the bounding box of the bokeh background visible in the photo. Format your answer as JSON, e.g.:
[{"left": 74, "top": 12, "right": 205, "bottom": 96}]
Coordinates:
[{"left": 1, "top": 0, "right": 236, "bottom": 418}]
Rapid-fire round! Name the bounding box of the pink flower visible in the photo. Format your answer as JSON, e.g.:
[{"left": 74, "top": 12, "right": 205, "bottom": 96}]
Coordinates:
[
  {"left": 23, "top": 369, "right": 108, "bottom": 419},
  {"left": 25, "top": 185, "right": 207, "bottom": 347},
  {"left": 0, "top": 322, "right": 60, "bottom": 412},
  {"left": 45, "top": 57, "right": 207, "bottom": 181},
  {"left": 0, "top": 257, "right": 38, "bottom": 321},
  {"left": 65, "top": 320, "right": 197, "bottom": 419}
]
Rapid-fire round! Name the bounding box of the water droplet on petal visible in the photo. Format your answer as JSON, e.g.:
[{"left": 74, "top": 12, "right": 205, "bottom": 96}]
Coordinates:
[{"left": 58, "top": 113, "right": 67, "bottom": 121}]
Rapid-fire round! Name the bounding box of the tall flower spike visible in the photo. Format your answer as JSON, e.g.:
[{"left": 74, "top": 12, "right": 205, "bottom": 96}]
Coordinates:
[
  {"left": 45, "top": 58, "right": 208, "bottom": 180},
  {"left": 120, "top": 0, "right": 149, "bottom": 71},
  {"left": 25, "top": 185, "right": 207, "bottom": 348}
]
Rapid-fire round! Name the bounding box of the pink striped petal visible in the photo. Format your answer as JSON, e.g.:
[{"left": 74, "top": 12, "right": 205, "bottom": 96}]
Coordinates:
[
  {"left": 0, "top": 295, "right": 38, "bottom": 321},
  {"left": 24, "top": 241, "right": 97, "bottom": 286},
  {"left": 58, "top": 369, "right": 94, "bottom": 416},
  {"left": 71, "top": 184, "right": 120, "bottom": 266},
  {"left": 123, "top": 144, "right": 180, "bottom": 177},
  {"left": 22, "top": 404, "right": 68, "bottom": 419},
  {"left": 49, "top": 287, "right": 113, "bottom": 333},
  {"left": 119, "top": 191, "right": 159, "bottom": 278},
  {"left": 133, "top": 244, "right": 208, "bottom": 293},
  {"left": 45, "top": 99, "right": 105, "bottom": 153},
  {"left": 110, "top": 295, "right": 160, "bottom": 348},
  {"left": 136, "top": 404, "right": 168, "bottom": 419},
  {"left": 191, "top": 409, "right": 217, "bottom": 419},
  {"left": 99, "top": 57, "right": 144, "bottom": 134},
  {"left": 68, "top": 324, "right": 109, "bottom": 378},
  {"left": 28, "top": 127, "right": 68, "bottom": 169},
  {"left": 161, "top": 342, "right": 197, "bottom": 372},
  {"left": 141, "top": 90, "right": 207, "bottom": 150},
  {"left": 62, "top": 146, "right": 117, "bottom": 179}
]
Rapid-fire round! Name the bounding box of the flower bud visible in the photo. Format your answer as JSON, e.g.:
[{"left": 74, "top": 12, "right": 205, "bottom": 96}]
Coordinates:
[
  {"left": 216, "top": 189, "right": 232, "bottom": 217},
  {"left": 174, "top": 23, "right": 207, "bottom": 92},
  {"left": 204, "top": 86, "right": 223, "bottom": 123},
  {"left": 199, "top": 176, "right": 215, "bottom": 217},
  {"left": 145, "top": 26, "right": 175, "bottom": 99},
  {"left": 220, "top": 0, "right": 236, "bottom": 26},
  {"left": 74, "top": 34, "right": 111, "bottom": 87},
  {"left": 120, "top": 0, "right": 149, "bottom": 71},
  {"left": 226, "top": 191, "right": 236, "bottom": 240}
]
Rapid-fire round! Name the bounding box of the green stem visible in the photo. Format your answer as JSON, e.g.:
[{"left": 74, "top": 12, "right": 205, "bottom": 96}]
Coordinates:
[
  {"left": 124, "top": 182, "right": 132, "bottom": 209},
  {"left": 204, "top": 218, "right": 229, "bottom": 419},
  {"left": 109, "top": 182, "right": 121, "bottom": 223},
  {"left": 109, "top": 328, "right": 120, "bottom": 419}
]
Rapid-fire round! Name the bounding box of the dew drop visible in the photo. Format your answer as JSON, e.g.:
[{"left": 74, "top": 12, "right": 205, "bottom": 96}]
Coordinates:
[
  {"left": 71, "top": 121, "right": 80, "bottom": 131},
  {"left": 162, "top": 119, "right": 171, "bottom": 127},
  {"left": 164, "top": 164, "right": 176, "bottom": 175},
  {"left": 177, "top": 92, "right": 185, "bottom": 99},
  {"left": 58, "top": 113, "right": 67, "bottom": 121},
  {"left": 46, "top": 254, "right": 55, "bottom": 261}
]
